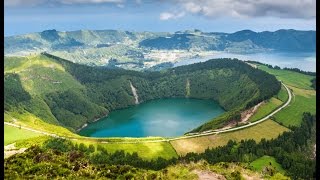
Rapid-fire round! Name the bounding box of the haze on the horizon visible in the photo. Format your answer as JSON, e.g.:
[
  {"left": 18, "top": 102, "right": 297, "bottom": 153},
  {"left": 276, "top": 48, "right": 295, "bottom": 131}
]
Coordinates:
[{"left": 5, "top": 0, "right": 316, "bottom": 36}]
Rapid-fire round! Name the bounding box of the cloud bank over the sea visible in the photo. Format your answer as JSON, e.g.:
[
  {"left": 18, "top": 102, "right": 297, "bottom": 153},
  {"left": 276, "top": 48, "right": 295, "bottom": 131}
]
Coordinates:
[{"left": 159, "top": 0, "right": 316, "bottom": 20}]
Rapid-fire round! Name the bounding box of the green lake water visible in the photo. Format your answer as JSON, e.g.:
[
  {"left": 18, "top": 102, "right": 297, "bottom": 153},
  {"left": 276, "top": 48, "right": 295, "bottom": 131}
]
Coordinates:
[{"left": 79, "top": 98, "right": 224, "bottom": 137}]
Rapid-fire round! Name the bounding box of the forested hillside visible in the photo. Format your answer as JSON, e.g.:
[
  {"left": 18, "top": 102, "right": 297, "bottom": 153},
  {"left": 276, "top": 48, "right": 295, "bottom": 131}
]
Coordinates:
[{"left": 4, "top": 53, "right": 280, "bottom": 132}]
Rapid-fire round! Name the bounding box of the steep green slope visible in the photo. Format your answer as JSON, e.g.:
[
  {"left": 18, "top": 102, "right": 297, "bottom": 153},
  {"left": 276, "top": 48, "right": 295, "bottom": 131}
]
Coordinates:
[
  {"left": 4, "top": 53, "right": 280, "bottom": 133},
  {"left": 4, "top": 55, "right": 107, "bottom": 130}
]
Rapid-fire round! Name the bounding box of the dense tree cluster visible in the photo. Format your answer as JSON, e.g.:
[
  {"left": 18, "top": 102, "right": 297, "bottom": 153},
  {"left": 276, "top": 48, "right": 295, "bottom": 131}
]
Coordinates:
[
  {"left": 44, "top": 89, "right": 108, "bottom": 128},
  {"left": 4, "top": 113, "right": 315, "bottom": 179},
  {"left": 282, "top": 67, "right": 316, "bottom": 76},
  {"left": 4, "top": 73, "right": 31, "bottom": 112}
]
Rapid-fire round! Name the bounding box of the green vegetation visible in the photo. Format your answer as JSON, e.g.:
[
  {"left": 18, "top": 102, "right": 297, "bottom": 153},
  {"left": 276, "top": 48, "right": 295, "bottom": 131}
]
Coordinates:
[
  {"left": 5, "top": 53, "right": 280, "bottom": 133},
  {"left": 257, "top": 64, "right": 314, "bottom": 90},
  {"left": 72, "top": 140, "right": 178, "bottom": 160},
  {"left": 5, "top": 146, "right": 286, "bottom": 180},
  {"left": 171, "top": 120, "right": 289, "bottom": 155},
  {"left": 5, "top": 113, "right": 314, "bottom": 179},
  {"left": 276, "top": 85, "right": 289, "bottom": 102},
  {"left": 5, "top": 111, "right": 80, "bottom": 137},
  {"left": 249, "top": 98, "right": 282, "bottom": 122},
  {"left": 249, "top": 84, "right": 288, "bottom": 122},
  {"left": 15, "top": 136, "right": 51, "bottom": 148},
  {"left": 180, "top": 113, "right": 316, "bottom": 179},
  {"left": 255, "top": 64, "right": 316, "bottom": 127},
  {"left": 4, "top": 125, "right": 43, "bottom": 145},
  {"left": 311, "top": 77, "right": 316, "bottom": 89},
  {"left": 273, "top": 86, "right": 316, "bottom": 127},
  {"left": 250, "top": 156, "right": 285, "bottom": 174}
]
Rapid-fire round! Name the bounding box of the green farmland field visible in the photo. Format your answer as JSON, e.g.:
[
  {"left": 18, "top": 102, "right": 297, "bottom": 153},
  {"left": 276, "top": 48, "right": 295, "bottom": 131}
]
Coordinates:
[
  {"left": 4, "top": 124, "right": 43, "bottom": 145},
  {"left": 170, "top": 120, "right": 289, "bottom": 156}
]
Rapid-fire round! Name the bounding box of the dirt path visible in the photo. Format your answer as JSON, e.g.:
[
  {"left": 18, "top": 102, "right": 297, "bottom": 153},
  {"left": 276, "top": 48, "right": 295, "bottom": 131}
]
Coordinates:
[
  {"left": 4, "top": 122, "right": 61, "bottom": 138},
  {"left": 4, "top": 143, "right": 28, "bottom": 158}
]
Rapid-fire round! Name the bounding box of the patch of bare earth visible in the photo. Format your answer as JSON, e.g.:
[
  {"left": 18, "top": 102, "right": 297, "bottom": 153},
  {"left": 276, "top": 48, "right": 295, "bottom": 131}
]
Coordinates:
[
  {"left": 242, "top": 173, "right": 263, "bottom": 180},
  {"left": 216, "top": 102, "right": 264, "bottom": 131},
  {"left": 4, "top": 143, "right": 27, "bottom": 158},
  {"left": 192, "top": 169, "right": 226, "bottom": 180}
]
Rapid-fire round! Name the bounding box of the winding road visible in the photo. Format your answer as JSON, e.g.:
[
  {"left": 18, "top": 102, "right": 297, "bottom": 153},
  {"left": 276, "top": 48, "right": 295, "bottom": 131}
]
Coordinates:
[{"left": 4, "top": 82, "right": 292, "bottom": 143}]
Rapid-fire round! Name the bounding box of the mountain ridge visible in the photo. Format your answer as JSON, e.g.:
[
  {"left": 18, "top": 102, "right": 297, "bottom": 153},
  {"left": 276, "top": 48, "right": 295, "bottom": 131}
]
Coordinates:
[{"left": 5, "top": 29, "right": 315, "bottom": 53}]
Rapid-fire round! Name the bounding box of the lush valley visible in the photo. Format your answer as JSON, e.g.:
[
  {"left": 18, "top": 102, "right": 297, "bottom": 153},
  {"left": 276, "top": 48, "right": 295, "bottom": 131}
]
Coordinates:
[
  {"left": 4, "top": 32, "right": 316, "bottom": 180},
  {"left": 4, "top": 53, "right": 316, "bottom": 179},
  {"left": 4, "top": 53, "right": 280, "bottom": 132},
  {"left": 4, "top": 0, "right": 317, "bottom": 177}
]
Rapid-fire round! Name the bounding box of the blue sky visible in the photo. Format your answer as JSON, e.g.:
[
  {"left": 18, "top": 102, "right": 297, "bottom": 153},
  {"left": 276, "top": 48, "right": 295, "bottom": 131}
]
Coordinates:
[{"left": 4, "top": 0, "right": 316, "bottom": 36}]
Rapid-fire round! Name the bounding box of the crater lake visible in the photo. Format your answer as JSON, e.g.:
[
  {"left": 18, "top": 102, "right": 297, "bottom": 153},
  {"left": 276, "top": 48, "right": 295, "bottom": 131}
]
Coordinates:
[{"left": 79, "top": 98, "right": 225, "bottom": 137}]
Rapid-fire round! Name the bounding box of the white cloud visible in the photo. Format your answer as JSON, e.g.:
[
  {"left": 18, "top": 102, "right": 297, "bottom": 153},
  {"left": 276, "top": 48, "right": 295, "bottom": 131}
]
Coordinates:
[
  {"left": 60, "top": 0, "right": 123, "bottom": 4},
  {"left": 116, "top": 3, "right": 125, "bottom": 8},
  {"left": 169, "top": 0, "right": 316, "bottom": 19},
  {"left": 5, "top": 0, "right": 44, "bottom": 7},
  {"left": 5, "top": 0, "right": 123, "bottom": 6},
  {"left": 159, "top": 11, "right": 185, "bottom": 20}
]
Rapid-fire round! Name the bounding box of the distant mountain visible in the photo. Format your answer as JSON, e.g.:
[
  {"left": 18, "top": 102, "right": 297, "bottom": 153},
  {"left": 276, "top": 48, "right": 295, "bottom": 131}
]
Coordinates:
[
  {"left": 139, "top": 29, "right": 316, "bottom": 52},
  {"left": 226, "top": 29, "right": 316, "bottom": 52},
  {"left": 5, "top": 29, "right": 315, "bottom": 54},
  {"left": 4, "top": 29, "right": 315, "bottom": 69},
  {"left": 4, "top": 29, "right": 167, "bottom": 55}
]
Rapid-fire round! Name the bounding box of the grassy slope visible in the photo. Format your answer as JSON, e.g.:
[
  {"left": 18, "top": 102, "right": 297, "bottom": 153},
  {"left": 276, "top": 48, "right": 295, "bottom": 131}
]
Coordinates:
[
  {"left": 249, "top": 97, "right": 283, "bottom": 122},
  {"left": 4, "top": 124, "right": 43, "bottom": 145},
  {"left": 4, "top": 55, "right": 106, "bottom": 133},
  {"left": 5, "top": 55, "right": 85, "bottom": 96},
  {"left": 274, "top": 85, "right": 316, "bottom": 126},
  {"left": 170, "top": 120, "right": 289, "bottom": 156},
  {"left": 5, "top": 111, "right": 79, "bottom": 137},
  {"left": 276, "top": 85, "right": 289, "bottom": 102},
  {"left": 256, "top": 64, "right": 316, "bottom": 127},
  {"left": 257, "top": 65, "right": 314, "bottom": 90},
  {"left": 74, "top": 139, "right": 178, "bottom": 160},
  {"left": 249, "top": 85, "right": 288, "bottom": 123},
  {"left": 250, "top": 155, "right": 285, "bottom": 174}
]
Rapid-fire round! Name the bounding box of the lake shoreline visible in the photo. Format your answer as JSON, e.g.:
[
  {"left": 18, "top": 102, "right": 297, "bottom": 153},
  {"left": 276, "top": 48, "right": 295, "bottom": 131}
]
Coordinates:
[{"left": 77, "top": 98, "right": 225, "bottom": 137}]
